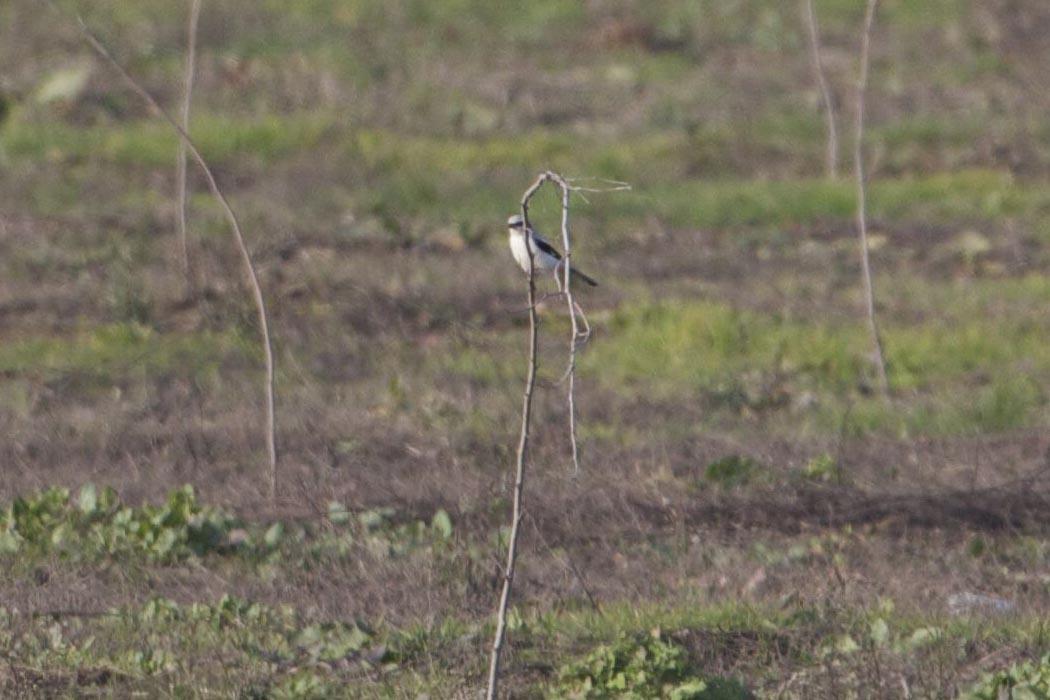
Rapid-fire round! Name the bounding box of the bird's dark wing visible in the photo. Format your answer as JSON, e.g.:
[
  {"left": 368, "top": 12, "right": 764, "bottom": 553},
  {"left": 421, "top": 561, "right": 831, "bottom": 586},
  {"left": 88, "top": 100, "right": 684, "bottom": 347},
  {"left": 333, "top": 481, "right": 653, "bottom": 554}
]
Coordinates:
[{"left": 530, "top": 233, "right": 563, "bottom": 260}]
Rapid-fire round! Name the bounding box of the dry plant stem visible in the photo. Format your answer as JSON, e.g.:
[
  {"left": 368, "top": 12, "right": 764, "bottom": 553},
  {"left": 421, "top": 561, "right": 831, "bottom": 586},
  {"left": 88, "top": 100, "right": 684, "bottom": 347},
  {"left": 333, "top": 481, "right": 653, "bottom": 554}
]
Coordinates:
[
  {"left": 854, "top": 0, "right": 891, "bottom": 402},
  {"left": 548, "top": 172, "right": 586, "bottom": 476},
  {"left": 803, "top": 0, "right": 839, "bottom": 179},
  {"left": 485, "top": 174, "right": 546, "bottom": 700},
  {"left": 175, "top": 0, "right": 202, "bottom": 287},
  {"left": 554, "top": 299, "right": 591, "bottom": 386},
  {"left": 75, "top": 18, "right": 280, "bottom": 495}
]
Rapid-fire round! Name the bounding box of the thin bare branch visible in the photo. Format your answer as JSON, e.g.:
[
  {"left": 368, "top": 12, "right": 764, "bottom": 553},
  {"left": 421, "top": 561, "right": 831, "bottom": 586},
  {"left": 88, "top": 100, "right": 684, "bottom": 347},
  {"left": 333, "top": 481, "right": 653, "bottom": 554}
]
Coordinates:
[
  {"left": 175, "top": 0, "right": 202, "bottom": 289},
  {"left": 485, "top": 173, "right": 546, "bottom": 700},
  {"left": 562, "top": 177, "right": 633, "bottom": 193},
  {"left": 803, "top": 0, "right": 839, "bottom": 179},
  {"left": 71, "top": 14, "right": 280, "bottom": 495},
  {"left": 560, "top": 178, "right": 632, "bottom": 206},
  {"left": 487, "top": 171, "right": 620, "bottom": 697},
  {"left": 548, "top": 172, "right": 585, "bottom": 476},
  {"left": 854, "top": 0, "right": 891, "bottom": 401},
  {"left": 563, "top": 176, "right": 632, "bottom": 187},
  {"left": 553, "top": 299, "right": 592, "bottom": 386}
]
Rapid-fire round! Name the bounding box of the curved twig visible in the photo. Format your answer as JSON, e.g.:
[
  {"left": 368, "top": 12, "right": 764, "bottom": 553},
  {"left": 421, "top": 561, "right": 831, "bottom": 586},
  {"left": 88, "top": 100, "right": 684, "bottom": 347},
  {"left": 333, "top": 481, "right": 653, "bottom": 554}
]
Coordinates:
[
  {"left": 72, "top": 14, "right": 280, "bottom": 497},
  {"left": 853, "top": 0, "right": 891, "bottom": 402},
  {"left": 803, "top": 0, "right": 839, "bottom": 179}
]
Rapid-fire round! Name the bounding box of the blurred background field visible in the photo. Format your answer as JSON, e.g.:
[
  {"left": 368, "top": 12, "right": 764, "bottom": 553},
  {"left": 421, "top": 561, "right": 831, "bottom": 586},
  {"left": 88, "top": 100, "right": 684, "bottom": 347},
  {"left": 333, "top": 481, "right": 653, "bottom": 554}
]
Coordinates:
[{"left": 4, "top": 1, "right": 1050, "bottom": 697}]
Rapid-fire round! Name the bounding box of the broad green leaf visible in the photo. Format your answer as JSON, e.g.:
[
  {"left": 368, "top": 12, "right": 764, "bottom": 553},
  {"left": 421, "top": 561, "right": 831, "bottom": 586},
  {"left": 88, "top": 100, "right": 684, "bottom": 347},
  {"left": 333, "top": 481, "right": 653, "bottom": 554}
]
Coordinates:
[
  {"left": 0, "top": 530, "right": 21, "bottom": 554},
  {"left": 153, "top": 527, "right": 179, "bottom": 558},
  {"left": 337, "top": 624, "right": 371, "bottom": 654},
  {"left": 670, "top": 680, "right": 708, "bottom": 700},
  {"left": 1012, "top": 686, "right": 1039, "bottom": 700},
  {"left": 50, "top": 521, "right": 72, "bottom": 547},
  {"left": 294, "top": 624, "right": 323, "bottom": 648},
  {"left": 36, "top": 64, "right": 92, "bottom": 104},
  {"left": 264, "top": 522, "right": 284, "bottom": 547},
  {"left": 77, "top": 483, "right": 98, "bottom": 515},
  {"left": 431, "top": 509, "right": 452, "bottom": 539},
  {"left": 835, "top": 634, "right": 860, "bottom": 655},
  {"left": 869, "top": 617, "right": 890, "bottom": 648}
]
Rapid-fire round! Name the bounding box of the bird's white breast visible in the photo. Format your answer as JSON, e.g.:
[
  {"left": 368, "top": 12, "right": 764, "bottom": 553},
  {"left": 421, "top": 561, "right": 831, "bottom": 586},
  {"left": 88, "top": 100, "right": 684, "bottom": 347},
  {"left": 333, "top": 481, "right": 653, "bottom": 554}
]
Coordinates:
[
  {"left": 509, "top": 231, "right": 532, "bottom": 272},
  {"left": 508, "top": 230, "right": 558, "bottom": 274}
]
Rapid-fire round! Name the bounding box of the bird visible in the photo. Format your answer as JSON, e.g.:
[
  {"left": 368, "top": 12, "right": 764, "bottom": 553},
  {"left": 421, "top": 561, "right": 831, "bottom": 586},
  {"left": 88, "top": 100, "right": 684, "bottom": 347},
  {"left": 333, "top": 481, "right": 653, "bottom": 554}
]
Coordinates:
[{"left": 506, "top": 214, "right": 598, "bottom": 288}]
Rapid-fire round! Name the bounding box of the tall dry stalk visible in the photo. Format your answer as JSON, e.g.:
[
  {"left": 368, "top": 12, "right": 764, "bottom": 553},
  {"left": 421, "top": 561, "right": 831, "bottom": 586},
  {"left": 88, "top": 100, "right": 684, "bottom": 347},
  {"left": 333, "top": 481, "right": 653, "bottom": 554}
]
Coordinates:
[
  {"left": 175, "top": 0, "right": 202, "bottom": 288},
  {"left": 803, "top": 0, "right": 839, "bottom": 179},
  {"left": 73, "top": 16, "right": 280, "bottom": 497},
  {"left": 485, "top": 174, "right": 545, "bottom": 700},
  {"left": 853, "top": 0, "right": 890, "bottom": 400},
  {"left": 486, "top": 170, "right": 607, "bottom": 698}
]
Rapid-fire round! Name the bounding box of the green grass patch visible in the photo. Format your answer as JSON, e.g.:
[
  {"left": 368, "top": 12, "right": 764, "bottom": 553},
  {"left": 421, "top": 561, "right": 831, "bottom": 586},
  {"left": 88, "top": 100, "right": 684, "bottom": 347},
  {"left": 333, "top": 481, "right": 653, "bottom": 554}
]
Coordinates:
[
  {"left": 0, "top": 323, "right": 251, "bottom": 382},
  {"left": 1, "top": 112, "right": 336, "bottom": 168},
  {"left": 811, "top": 0, "right": 968, "bottom": 28},
  {"left": 586, "top": 299, "right": 1050, "bottom": 434},
  {"left": 883, "top": 275, "right": 1050, "bottom": 324},
  {"left": 348, "top": 128, "right": 687, "bottom": 186},
  {"left": 645, "top": 169, "right": 1047, "bottom": 231},
  {"left": 588, "top": 301, "right": 862, "bottom": 394},
  {"left": 344, "top": 158, "right": 1050, "bottom": 241},
  {"left": 841, "top": 377, "right": 1045, "bottom": 437},
  {"left": 9, "top": 111, "right": 1048, "bottom": 241},
  {"left": 339, "top": 133, "right": 1050, "bottom": 235}
]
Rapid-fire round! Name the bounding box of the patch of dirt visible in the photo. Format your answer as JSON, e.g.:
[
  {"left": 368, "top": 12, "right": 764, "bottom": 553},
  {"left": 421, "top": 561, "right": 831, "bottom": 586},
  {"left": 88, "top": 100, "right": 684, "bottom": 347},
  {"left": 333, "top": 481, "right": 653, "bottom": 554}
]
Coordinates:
[{"left": 1, "top": 663, "right": 129, "bottom": 698}]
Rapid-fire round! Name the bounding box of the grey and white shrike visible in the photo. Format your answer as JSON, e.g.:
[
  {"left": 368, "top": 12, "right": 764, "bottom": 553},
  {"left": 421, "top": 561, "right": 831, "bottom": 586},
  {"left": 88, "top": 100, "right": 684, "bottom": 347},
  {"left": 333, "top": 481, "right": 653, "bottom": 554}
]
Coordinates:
[{"left": 506, "top": 214, "right": 598, "bottom": 287}]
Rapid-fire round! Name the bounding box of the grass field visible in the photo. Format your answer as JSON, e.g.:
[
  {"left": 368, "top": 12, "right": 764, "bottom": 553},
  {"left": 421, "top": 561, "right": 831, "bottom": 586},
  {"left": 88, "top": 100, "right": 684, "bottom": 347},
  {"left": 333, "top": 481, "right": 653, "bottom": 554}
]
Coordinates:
[{"left": 4, "top": 0, "right": 1050, "bottom": 697}]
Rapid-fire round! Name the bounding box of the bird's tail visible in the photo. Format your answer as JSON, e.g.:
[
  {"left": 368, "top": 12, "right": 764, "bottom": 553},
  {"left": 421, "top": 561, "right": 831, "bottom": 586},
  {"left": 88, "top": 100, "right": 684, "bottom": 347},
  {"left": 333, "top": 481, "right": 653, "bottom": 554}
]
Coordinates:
[{"left": 571, "top": 268, "right": 599, "bottom": 287}]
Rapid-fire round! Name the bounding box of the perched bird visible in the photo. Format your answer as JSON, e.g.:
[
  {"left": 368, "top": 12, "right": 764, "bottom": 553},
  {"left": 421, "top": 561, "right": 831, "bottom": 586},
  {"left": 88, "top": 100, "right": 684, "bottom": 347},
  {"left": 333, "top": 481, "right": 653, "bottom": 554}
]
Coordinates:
[{"left": 506, "top": 214, "right": 598, "bottom": 287}]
